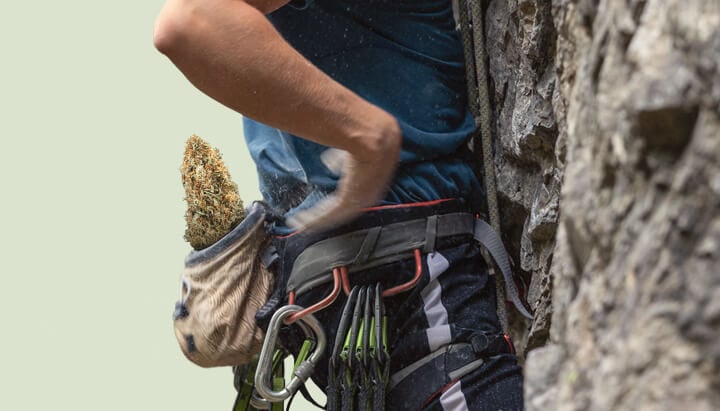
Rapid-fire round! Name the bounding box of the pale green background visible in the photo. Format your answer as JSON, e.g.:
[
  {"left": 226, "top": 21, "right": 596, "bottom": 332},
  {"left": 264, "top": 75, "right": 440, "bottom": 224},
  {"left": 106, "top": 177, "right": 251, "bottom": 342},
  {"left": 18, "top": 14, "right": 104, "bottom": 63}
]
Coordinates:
[{"left": 1, "top": 1, "right": 317, "bottom": 410}]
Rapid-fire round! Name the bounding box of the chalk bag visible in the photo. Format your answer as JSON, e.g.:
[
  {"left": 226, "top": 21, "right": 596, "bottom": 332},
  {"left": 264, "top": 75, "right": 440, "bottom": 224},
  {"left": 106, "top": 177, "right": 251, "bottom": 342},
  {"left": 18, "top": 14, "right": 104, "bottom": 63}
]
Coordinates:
[{"left": 173, "top": 201, "right": 274, "bottom": 367}]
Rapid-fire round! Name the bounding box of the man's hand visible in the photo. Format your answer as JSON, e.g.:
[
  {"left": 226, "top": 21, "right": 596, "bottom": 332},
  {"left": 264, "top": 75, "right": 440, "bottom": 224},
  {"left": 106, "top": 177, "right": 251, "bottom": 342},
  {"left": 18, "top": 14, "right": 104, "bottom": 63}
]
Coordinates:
[{"left": 288, "top": 120, "right": 402, "bottom": 232}]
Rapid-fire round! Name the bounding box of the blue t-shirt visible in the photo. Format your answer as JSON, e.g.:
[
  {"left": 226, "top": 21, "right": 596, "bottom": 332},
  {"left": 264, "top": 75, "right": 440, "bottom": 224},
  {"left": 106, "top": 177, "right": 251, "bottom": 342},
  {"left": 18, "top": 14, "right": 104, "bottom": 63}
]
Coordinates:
[{"left": 244, "top": 0, "right": 481, "bottom": 222}]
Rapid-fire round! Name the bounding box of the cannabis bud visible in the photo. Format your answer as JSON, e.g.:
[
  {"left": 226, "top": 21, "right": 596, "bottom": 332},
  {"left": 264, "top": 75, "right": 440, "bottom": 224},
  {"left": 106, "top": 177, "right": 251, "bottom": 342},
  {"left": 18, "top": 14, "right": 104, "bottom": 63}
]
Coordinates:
[{"left": 181, "top": 134, "right": 245, "bottom": 250}]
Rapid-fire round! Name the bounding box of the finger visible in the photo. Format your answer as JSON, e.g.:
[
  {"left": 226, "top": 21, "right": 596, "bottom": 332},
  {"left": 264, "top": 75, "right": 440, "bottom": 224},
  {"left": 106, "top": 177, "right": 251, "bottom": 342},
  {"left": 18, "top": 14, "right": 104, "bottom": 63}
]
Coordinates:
[{"left": 320, "top": 148, "right": 348, "bottom": 176}]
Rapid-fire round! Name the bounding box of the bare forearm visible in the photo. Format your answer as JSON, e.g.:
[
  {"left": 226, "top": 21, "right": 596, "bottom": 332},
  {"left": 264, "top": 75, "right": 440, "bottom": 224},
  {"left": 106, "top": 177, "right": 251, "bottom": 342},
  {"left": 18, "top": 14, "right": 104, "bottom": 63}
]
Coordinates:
[{"left": 154, "top": 0, "right": 398, "bottom": 160}]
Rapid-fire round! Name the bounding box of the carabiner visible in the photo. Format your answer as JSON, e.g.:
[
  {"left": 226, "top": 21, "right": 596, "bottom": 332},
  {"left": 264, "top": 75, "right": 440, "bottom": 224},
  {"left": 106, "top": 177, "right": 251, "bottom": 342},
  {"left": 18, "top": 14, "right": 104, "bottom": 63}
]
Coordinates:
[
  {"left": 372, "top": 283, "right": 390, "bottom": 411},
  {"left": 355, "top": 286, "right": 374, "bottom": 411},
  {"left": 328, "top": 286, "right": 361, "bottom": 411},
  {"left": 374, "top": 283, "right": 389, "bottom": 365},
  {"left": 345, "top": 286, "right": 366, "bottom": 371},
  {"left": 254, "top": 305, "right": 327, "bottom": 403},
  {"left": 358, "top": 285, "right": 373, "bottom": 370},
  {"left": 332, "top": 286, "right": 361, "bottom": 369},
  {"left": 250, "top": 354, "right": 285, "bottom": 410}
]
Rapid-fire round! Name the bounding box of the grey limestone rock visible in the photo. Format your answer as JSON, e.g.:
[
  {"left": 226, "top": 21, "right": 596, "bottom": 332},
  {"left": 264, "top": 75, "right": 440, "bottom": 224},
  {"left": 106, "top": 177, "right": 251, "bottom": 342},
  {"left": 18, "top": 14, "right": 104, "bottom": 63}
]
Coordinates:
[
  {"left": 480, "top": 0, "right": 720, "bottom": 408},
  {"left": 485, "top": 0, "right": 561, "bottom": 353}
]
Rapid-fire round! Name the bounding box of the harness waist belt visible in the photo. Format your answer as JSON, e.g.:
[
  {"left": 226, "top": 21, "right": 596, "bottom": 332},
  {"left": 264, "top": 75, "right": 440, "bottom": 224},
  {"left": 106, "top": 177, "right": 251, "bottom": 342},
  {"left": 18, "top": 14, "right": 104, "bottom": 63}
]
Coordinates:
[
  {"left": 287, "top": 212, "right": 533, "bottom": 319},
  {"left": 287, "top": 212, "right": 474, "bottom": 295}
]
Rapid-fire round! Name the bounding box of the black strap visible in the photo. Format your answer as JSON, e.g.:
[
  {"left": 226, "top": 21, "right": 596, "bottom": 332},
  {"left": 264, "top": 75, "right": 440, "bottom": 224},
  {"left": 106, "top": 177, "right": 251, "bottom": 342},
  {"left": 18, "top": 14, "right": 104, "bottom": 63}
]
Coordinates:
[
  {"left": 340, "top": 381, "right": 354, "bottom": 411},
  {"left": 356, "top": 386, "right": 370, "bottom": 411},
  {"left": 370, "top": 361, "right": 388, "bottom": 411},
  {"left": 326, "top": 372, "right": 340, "bottom": 411}
]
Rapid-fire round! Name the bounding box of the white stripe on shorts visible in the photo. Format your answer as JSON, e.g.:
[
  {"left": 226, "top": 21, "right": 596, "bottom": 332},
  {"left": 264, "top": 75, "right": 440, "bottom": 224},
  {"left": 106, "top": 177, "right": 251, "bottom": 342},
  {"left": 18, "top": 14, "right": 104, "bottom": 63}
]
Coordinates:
[
  {"left": 422, "top": 252, "right": 452, "bottom": 351},
  {"left": 440, "top": 380, "right": 469, "bottom": 411},
  {"left": 427, "top": 251, "right": 450, "bottom": 281}
]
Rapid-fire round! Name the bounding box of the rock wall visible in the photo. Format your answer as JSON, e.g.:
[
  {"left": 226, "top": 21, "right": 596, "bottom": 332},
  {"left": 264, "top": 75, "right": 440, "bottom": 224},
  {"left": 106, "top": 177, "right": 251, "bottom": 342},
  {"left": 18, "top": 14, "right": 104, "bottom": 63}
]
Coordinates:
[
  {"left": 483, "top": 0, "right": 720, "bottom": 409},
  {"left": 484, "top": 0, "right": 561, "bottom": 353}
]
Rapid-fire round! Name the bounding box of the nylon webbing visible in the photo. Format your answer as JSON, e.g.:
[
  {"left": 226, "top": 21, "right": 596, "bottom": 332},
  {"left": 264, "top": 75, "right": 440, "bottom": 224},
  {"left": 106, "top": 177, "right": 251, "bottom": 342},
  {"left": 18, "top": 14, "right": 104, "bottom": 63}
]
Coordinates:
[
  {"left": 328, "top": 284, "right": 389, "bottom": 411},
  {"left": 285, "top": 212, "right": 531, "bottom": 319},
  {"left": 474, "top": 219, "right": 532, "bottom": 319}
]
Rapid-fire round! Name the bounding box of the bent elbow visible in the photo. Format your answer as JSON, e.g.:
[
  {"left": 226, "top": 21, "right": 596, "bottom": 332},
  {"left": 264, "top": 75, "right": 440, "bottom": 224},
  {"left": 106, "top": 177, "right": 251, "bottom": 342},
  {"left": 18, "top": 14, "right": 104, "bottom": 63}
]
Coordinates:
[
  {"left": 153, "top": 1, "right": 206, "bottom": 58},
  {"left": 153, "top": 11, "right": 186, "bottom": 56}
]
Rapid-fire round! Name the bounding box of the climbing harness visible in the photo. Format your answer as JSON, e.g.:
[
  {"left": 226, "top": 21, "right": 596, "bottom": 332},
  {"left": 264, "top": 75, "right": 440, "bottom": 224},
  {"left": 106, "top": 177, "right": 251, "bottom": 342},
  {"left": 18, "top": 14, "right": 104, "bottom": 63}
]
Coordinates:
[
  {"left": 283, "top": 204, "right": 531, "bottom": 320},
  {"left": 246, "top": 199, "right": 531, "bottom": 409}
]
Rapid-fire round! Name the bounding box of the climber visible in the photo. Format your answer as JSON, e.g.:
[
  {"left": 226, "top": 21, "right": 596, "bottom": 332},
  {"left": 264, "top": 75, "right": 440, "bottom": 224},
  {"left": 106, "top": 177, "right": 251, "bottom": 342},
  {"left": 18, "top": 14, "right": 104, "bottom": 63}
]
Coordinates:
[{"left": 154, "top": 0, "right": 525, "bottom": 409}]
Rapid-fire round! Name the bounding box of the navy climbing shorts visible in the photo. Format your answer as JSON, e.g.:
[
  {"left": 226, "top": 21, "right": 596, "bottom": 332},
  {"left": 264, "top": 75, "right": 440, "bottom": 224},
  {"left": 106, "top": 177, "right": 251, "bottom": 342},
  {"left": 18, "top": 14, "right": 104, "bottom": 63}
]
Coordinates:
[{"left": 261, "top": 199, "right": 524, "bottom": 410}]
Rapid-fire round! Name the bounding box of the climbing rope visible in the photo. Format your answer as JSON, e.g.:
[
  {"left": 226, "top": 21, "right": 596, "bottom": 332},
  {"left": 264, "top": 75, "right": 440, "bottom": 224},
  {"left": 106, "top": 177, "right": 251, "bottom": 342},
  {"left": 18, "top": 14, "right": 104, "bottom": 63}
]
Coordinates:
[{"left": 459, "top": 0, "right": 510, "bottom": 332}]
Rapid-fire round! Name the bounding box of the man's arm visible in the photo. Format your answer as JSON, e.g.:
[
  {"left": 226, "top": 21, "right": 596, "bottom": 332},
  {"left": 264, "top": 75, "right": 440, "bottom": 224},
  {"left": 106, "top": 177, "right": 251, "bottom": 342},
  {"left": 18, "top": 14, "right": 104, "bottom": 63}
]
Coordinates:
[
  {"left": 243, "top": 0, "right": 290, "bottom": 14},
  {"left": 154, "top": 0, "right": 401, "bottom": 230}
]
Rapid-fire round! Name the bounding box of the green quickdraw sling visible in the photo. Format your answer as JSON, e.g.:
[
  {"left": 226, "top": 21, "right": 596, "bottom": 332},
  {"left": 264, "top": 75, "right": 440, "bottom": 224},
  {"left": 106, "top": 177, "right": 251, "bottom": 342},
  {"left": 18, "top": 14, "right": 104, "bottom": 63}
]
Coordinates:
[{"left": 327, "top": 284, "right": 389, "bottom": 411}]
